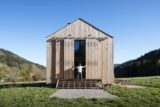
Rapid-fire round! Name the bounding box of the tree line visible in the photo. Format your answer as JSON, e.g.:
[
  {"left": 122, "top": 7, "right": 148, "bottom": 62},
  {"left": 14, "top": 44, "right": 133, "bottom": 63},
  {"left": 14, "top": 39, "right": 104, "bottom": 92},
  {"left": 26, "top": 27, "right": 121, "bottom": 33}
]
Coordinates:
[{"left": 115, "top": 49, "right": 160, "bottom": 77}]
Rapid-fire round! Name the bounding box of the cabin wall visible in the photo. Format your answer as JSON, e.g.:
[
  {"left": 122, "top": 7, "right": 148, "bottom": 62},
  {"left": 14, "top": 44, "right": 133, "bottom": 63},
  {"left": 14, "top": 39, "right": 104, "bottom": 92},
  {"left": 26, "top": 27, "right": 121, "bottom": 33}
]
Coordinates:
[
  {"left": 97, "top": 38, "right": 115, "bottom": 85},
  {"left": 46, "top": 39, "right": 114, "bottom": 84},
  {"left": 46, "top": 38, "right": 114, "bottom": 85}
]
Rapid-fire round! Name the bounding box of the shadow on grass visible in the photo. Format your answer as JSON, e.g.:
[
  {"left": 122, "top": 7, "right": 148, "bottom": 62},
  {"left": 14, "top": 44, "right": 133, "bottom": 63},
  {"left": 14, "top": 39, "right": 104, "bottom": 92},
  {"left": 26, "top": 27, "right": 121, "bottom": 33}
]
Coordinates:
[{"left": 0, "top": 82, "right": 56, "bottom": 89}]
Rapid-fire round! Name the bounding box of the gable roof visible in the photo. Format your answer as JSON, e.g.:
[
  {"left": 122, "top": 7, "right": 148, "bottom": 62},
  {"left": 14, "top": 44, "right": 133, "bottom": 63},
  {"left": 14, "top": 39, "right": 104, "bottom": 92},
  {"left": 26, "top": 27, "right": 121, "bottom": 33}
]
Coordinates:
[
  {"left": 78, "top": 18, "right": 113, "bottom": 38},
  {"left": 47, "top": 18, "right": 113, "bottom": 40}
]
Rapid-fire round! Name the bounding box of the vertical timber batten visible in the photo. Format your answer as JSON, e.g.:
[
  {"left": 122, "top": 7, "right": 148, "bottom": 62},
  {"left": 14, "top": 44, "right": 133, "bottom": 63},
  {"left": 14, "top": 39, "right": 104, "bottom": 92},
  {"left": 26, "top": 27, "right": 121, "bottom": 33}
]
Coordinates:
[
  {"left": 86, "top": 39, "right": 91, "bottom": 79},
  {"left": 101, "top": 39, "right": 108, "bottom": 84},
  {"left": 64, "top": 39, "right": 74, "bottom": 79},
  {"left": 55, "top": 41, "right": 61, "bottom": 79},
  {"left": 46, "top": 42, "right": 51, "bottom": 84},
  {"left": 86, "top": 39, "right": 98, "bottom": 79},
  {"left": 46, "top": 42, "right": 54, "bottom": 84},
  {"left": 108, "top": 38, "right": 114, "bottom": 84}
]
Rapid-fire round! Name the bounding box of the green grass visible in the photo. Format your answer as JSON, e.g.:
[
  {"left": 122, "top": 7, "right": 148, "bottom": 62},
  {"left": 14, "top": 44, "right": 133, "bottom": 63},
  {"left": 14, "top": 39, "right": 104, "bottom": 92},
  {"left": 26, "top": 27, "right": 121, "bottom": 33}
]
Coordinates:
[
  {"left": 0, "top": 77, "right": 160, "bottom": 107},
  {"left": 0, "top": 86, "right": 160, "bottom": 107},
  {"left": 0, "top": 87, "right": 55, "bottom": 107},
  {"left": 117, "top": 76, "right": 160, "bottom": 80},
  {"left": 105, "top": 86, "right": 160, "bottom": 107},
  {"left": 129, "top": 77, "right": 160, "bottom": 88}
]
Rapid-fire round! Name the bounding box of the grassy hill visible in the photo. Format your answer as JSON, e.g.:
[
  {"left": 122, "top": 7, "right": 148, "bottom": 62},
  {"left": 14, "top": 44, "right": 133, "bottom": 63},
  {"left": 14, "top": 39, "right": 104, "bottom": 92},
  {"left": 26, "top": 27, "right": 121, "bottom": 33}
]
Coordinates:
[
  {"left": 115, "top": 48, "right": 160, "bottom": 77},
  {"left": 0, "top": 48, "right": 46, "bottom": 82}
]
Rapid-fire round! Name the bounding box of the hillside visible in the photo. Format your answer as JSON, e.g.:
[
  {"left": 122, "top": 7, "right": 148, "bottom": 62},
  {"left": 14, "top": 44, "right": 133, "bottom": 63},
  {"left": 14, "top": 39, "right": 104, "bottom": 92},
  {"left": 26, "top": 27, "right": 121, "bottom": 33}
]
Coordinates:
[
  {"left": 115, "top": 48, "right": 160, "bottom": 77},
  {"left": 0, "top": 48, "right": 46, "bottom": 82},
  {"left": 114, "top": 64, "right": 120, "bottom": 68}
]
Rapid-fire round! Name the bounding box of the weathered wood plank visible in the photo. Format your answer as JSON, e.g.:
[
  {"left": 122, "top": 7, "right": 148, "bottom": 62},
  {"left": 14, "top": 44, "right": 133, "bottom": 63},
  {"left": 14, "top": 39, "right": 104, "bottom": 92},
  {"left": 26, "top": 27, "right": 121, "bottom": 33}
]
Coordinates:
[
  {"left": 64, "top": 39, "right": 74, "bottom": 79},
  {"left": 46, "top": 41, "right": 57, "bottom": 84},
  {"left": 47, "top": 37, "right": 107, "bottom": 41},
  {"left": 47, "top": 19, "right": 110, "bottom": 41}
]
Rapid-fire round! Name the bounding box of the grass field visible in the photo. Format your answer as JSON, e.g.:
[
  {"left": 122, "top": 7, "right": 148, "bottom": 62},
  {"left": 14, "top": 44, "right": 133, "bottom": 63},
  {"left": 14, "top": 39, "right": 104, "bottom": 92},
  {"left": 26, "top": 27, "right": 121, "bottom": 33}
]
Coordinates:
[
  {"left": 0, "top": 76, "right": 160, "bottom": 107},
  {"left": 129, "top": 76, "right": 160, "bottom": 88}
]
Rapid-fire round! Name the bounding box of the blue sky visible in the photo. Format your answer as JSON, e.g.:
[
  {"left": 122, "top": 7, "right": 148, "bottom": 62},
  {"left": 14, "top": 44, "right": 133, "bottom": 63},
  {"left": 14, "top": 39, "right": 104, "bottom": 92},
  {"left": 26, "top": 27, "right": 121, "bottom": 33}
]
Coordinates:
[{"left": 0, "top": 0, "right": 160, "bottom": 66}]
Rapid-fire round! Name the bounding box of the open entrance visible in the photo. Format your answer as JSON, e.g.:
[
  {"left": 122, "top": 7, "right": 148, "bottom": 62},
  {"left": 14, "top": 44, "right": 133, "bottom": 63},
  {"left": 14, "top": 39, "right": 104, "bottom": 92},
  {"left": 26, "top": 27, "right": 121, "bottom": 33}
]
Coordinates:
[{"left": 74, "top": 40, "right": 86, "bottom": 79}]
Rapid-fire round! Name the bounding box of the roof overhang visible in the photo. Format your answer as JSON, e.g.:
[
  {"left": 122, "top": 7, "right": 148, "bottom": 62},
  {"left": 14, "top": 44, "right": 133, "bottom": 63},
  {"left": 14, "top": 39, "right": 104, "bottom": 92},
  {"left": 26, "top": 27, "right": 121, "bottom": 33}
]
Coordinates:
[{"left": 47, "top": 36, "right": 108, "bottom": 42}]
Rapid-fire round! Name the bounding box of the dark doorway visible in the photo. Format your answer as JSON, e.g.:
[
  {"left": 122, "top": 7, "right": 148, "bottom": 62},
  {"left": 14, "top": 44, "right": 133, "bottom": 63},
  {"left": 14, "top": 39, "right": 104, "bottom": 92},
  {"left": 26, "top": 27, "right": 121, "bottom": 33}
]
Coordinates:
[{"left": 74, "top": 40, "right": 86, "bottom": 79}]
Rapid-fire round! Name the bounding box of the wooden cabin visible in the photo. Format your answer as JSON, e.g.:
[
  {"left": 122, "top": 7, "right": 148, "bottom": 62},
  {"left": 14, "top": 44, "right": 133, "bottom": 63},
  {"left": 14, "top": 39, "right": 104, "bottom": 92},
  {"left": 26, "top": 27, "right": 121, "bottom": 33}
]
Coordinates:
[{"left": 46, "top": 18, "right": 114, "bottom": 85}]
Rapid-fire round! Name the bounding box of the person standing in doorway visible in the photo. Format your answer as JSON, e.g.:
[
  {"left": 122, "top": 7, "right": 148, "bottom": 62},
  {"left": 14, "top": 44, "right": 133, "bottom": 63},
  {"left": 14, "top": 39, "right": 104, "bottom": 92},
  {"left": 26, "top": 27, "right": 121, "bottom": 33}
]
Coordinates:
[{"left": 76, "top": 63, "right": 85, "bottom": 80}]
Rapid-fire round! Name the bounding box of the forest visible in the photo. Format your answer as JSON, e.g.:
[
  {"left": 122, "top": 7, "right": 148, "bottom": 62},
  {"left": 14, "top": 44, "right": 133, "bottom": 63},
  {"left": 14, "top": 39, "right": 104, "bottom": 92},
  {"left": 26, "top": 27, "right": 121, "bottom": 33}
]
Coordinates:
[{"left": 115, "top": 48, "right": 160, "bottom": 77}]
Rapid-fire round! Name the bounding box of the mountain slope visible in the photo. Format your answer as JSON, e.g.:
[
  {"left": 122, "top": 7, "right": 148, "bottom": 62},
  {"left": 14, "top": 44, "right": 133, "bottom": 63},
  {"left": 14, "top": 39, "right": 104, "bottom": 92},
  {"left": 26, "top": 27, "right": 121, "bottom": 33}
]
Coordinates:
[
  {"left": 0, "top": 48, "right": 46, "bottom": 82},
  {"left": 114, "top": 64, "right": 120, "bottom": 68},
  {"left": 115, "top": 49, "right": 160, "bottom": 77}
]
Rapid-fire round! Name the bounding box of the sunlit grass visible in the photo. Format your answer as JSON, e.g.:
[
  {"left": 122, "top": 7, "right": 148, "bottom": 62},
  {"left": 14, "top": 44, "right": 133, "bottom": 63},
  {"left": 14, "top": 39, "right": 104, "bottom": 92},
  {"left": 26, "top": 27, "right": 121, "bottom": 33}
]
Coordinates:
[
  {"left": 129, "top": 77, "right": 160, "bottom": 88},
  {"left": 105, "top": 85, "right": 160, "bottom": 107},
  {"left": 0, "top": 77, "right": 160, "bottom": 107},
  {"left": 0, "top": 85, "right": 160, "bottom": 107}
]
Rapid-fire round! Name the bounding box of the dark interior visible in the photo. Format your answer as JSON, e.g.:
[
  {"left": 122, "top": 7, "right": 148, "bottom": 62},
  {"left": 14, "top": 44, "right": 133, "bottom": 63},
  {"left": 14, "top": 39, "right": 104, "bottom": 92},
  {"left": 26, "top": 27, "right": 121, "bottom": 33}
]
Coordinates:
[{"left": 74, "top": 40, "right": 86, "bottom": 79}]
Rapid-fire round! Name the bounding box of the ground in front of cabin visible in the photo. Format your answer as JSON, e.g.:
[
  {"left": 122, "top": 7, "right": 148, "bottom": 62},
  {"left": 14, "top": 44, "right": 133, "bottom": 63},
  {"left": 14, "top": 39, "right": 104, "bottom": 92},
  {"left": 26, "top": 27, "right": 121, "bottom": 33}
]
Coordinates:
[{"left": 0, "top": 76, "right": 160, "bottom": 107}]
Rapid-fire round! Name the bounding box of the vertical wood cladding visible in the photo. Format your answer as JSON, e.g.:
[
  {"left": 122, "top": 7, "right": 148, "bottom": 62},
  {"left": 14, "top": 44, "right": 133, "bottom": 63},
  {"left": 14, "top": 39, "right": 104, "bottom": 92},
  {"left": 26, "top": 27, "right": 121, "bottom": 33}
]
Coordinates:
[{"left": 46, "top": 19, "right": 114, "bottom": 85}]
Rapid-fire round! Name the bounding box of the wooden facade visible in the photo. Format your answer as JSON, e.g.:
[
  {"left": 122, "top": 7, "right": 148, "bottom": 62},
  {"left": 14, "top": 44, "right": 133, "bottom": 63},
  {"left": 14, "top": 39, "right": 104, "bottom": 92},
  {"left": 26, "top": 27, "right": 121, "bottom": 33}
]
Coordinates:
[{"left": 46, "top": 18, "right": 114, "bottom": 85}]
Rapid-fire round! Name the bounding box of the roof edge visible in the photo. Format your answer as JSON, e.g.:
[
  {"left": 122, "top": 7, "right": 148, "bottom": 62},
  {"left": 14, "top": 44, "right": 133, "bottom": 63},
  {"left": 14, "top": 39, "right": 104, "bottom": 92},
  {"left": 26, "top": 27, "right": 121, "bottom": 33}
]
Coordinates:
[{"left": 78, "top": 18, "right": 113, "bottom": 38}]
